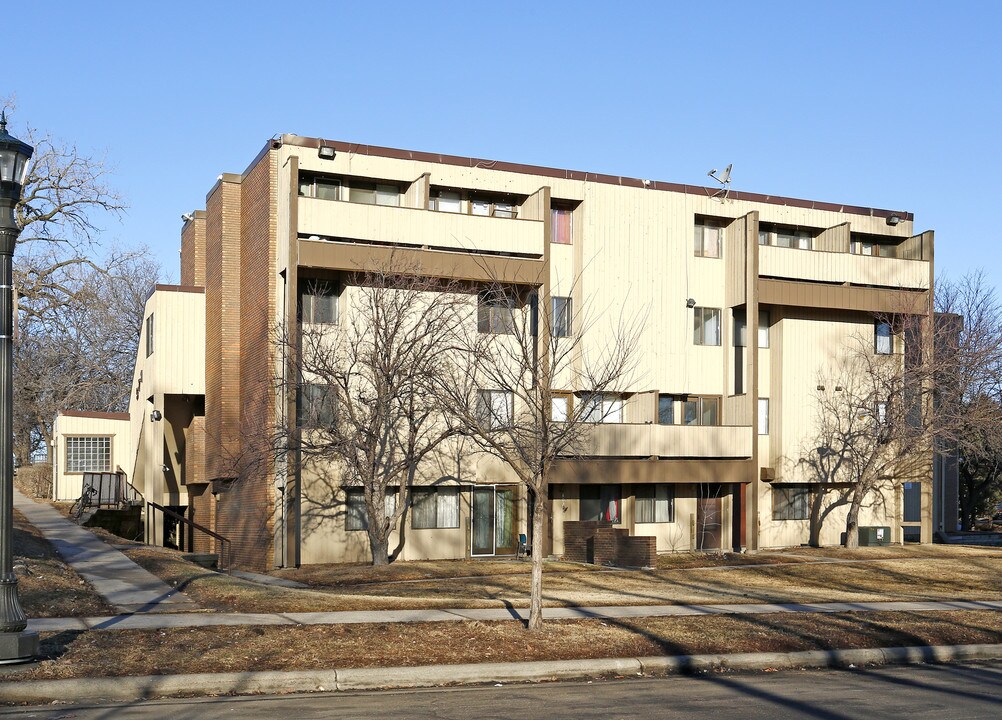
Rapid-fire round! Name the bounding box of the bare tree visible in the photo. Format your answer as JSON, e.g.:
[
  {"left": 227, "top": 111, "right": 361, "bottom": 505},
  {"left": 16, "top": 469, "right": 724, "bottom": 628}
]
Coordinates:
[
  {"left": 935, "top": 272, "right": 1002, "bottom": 530},
  {"left": 13, "top": 248, "right": 161, "bottom": 464},
  {"left": 277, "top": 264, "right": 467, "bottom": 566},
  {"left": 799, "top": 314, "right": 937, "bottom": 548},
  {"left": 437, "top": 273, "right": 643, "bottom": 630}
]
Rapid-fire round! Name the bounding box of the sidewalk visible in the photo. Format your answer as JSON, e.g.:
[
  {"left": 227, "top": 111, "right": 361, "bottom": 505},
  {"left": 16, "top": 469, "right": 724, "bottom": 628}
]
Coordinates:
[
  {"left": 13, "top": 489, "right": 197, "bottom": 613},
  {"left": 25, "top": 598, "right": 1002, "bottom": 633}
]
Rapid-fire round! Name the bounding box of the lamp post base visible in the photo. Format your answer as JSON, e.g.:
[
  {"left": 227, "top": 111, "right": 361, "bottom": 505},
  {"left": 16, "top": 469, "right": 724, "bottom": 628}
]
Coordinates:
[{"left": 0, "top": 630, "right": 38, "bottom": 664}]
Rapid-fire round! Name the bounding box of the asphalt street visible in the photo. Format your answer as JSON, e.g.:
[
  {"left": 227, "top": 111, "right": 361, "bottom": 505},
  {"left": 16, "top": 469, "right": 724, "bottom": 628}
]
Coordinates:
[{"left": 1, "top": 661, "right": 999, "bottom": 719}]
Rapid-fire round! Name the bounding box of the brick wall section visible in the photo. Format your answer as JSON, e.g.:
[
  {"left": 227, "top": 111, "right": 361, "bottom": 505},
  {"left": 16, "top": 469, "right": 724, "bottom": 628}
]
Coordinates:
[
  {"left": 562, "top": 521, "right": 656, "bottom": 568},
  {"left": 180, "top": 212, "right": 206, "bottom": 286},
  {"left": 204, "top": 177, "right": 242, "bottom": 482},
  {"left": 214, "top": 149, "right": 279, "bottom": 571},
  {"left": 187, "top": 484, "right": 214, "bottom": 554}
]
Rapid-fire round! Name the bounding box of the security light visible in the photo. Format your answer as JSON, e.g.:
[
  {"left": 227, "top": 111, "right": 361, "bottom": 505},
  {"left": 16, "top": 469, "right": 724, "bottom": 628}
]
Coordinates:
[
  {"left": 686, "top": 298, "right": 697, "bottom": 308},
  {"left": 886, "top": 215, "right": 901, "bottom": 226},
  {"left": 318, "top": 145, "right": 336, "bottom": 160},
  {"left": 150, "top": 409, "right": 163, "bottom": 422}
]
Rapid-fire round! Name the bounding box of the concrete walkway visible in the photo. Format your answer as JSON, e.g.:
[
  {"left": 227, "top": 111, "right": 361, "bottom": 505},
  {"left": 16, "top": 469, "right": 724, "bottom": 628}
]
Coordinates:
[
  {"left": 25, "top": 598, "right": 1002, "bottom": 634},
  {"left": 14, "top": 489, "right": 197, "bottom": 613}
]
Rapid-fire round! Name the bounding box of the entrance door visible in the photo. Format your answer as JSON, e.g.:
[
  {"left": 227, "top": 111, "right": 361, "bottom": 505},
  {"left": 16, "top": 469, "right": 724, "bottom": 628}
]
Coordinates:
[
  {"left": 472, "top": 485, "right": 518, "bottom": 556},
  {"left": 696, "top": 484, "right": 723, "bottom": 550}
]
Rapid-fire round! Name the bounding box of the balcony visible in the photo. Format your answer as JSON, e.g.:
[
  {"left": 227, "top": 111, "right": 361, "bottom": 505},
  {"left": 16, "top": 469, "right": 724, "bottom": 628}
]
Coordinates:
[
  {"left": 298, "top": 197, "right": 545, "bottom": 258},
  {"left": 576, "top": 423, "right": 752, "bottom": 459},
  {"left": 759, "top": 245, "right": 928, "bottom": 290}
]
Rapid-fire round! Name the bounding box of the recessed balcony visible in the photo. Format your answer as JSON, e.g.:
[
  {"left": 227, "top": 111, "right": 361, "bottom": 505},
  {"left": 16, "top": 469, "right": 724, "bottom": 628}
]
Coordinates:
[
  {"left": 575, "top": 423, "right": 752, "bottom": 459},
  {"left": 759, "top": 245, "right": 928, "bottom": 290},
  {"left": 298, "top": 197, "right": 545, "bottom": 258}
]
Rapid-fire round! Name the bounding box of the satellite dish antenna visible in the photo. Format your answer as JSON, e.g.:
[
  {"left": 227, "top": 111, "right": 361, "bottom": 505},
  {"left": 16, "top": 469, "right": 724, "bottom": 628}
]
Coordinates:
[{"left": 707, "top": 163, "right": 733, "bottom": 201}]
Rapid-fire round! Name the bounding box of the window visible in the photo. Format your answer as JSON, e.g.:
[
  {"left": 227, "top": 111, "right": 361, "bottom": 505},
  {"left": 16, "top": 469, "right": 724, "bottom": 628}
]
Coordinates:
[
  {"left": 758, "top": 310, "right": 770, "bottom": 348},
  {"left": 758, "top": 229, "right": 770, "bottom": 245},
  {"left": 551, "top": 392, "right": 572, "bottom": 422},
  {"left": 477, "top": 389, "right": 513, "bottom": 429},
  {"left": 635, "top": 484, "right": 675, "bottom": 523},
  {"left": 477, "top": 290, "right": 515, "bottom": 334},
  {"left": 430, "top": 190, "right": 462, "bottom": 213},
  {"left": 348, "top": 182, "right": 400, "bottom": 207},
  {"left": 772, "top": 486, "right": 809, "bottom": 521},
  {"left": 300, "top": 281, "right": 339, "bottom": 324},
  {"left": 852, "top": 236, "right": 897, "bottom": 257},
  {"left": 412, "top": 487, "right": 460, "bottom": 529},
  {"left": 694, "top": 219, "right": 723, "bottom": 258},
  {"left": 299, "top": 383, "right": 336, "bottom": 428},
  {"left": 734, "top": 309, "right": 768, "bottom": 348},
  {"left": 875, "top": 321, "right": 893, "bottom": 354},
  {"left": 65, "top": 436, "right": 111, "bottom": 473},
  {"left": 552, "top": 205, "right": 573, "bottom": 244},
  {"left": 145, "top": 314, "right": 154, "bottom": 357},
  {"left": 581, "top": 393, "right": 624, "bottom": 423},
  {"left": 298, "top": 175, "right": 341, "bottom": 201},
  {"left": 903, "top": 482, "right": 921, "bottom": 523},
  {"left": 775, "top": 229, "right": 813, "bottom": 250},
  {"left": 758, "top": 398, "right": 769, "bottom": 435},
  {"left": 345, "top": 488, "right": 398, "bottom": 531},
  {"left": 469, "top": 195, "right": 517, "bottom": 218},
  {"left": 580, "top": 484, "right": 622, "bottom": 524},
  {"left": 683, "top": 396, "right": 720, "bottom": 426},
  {"left": 693, "top": 307, "right": 721, "bottom": 346},
  {"left": 658, "top": 394, "right": 675, "bottom": 424},
  {"left": 552, "top": 296, "right": 572, "bottom": 337}
]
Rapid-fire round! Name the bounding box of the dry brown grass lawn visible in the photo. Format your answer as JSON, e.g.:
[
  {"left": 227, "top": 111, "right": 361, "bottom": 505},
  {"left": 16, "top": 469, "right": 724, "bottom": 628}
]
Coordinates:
[
  {"left": 15, "top": 609, "right": 1002, "bottom": 681},
  {"left": 12, "top": 510, "right": 114, "bottom": 618},
  {"left": 121, "top": 544, "right": 1002, "bottom": 615}
]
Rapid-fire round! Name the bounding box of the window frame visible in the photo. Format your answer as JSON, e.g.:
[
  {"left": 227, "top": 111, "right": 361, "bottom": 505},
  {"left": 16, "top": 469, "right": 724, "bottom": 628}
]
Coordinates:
[
  {"left": 693, "top": 219, "right": 723, "bottom": 258},
  {"left": 477, "top": 290, "right": 516, "bottom": 335},
  {"left": 64, "top": 435, "right": 112, "bottom": 474},
  {"left": 145, "top": 314, "right": 154, "bottom": 357},
  {"left": 477, "top": 389, "right": 514, "bottom": 429},
  {"left": 875, "top": 321, "right": 893, "bottom": 355},
  {"left": 298, "top": 383, "right": 336, "bottom": 428},
  {"left": 580, "top": 393, "right": 624, "bottom": 424},
  {"left": 411, "top": 486, "right": 461, "bottom": 529},
  {"left": 657, "top": 394, "right": 675, "bottom": 425},
  {"left": 758, "top": 398, "right": 769, "bottom": 436},
  {"left": 683, "top": 396, "right": 721, "bottom": 427},
  {"left": 551, "top": 204, "right": 574, "bottom": 244},
  {"left": 300, "top": 280, "right": 340, "bottom": 325},
  {"left": 635, "top": 484, "right": 675, "bottom": 524},
  {"left": 693, "top": 307, "right": 722, "bottom": 346},
  {"left": 772, "top": 485, "right": 809, "bottom": 521},
  {"left": 551, "top": 391, "right": 573, "bottom": 422},
  {"left": 551, "top": 296, "right": 573, "bottom": 338}
]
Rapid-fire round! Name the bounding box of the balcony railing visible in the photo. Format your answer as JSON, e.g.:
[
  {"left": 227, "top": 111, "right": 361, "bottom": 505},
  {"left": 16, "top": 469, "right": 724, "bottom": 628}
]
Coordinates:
[
  {"left": 573, "top": 423, "right": 752, "bottom": 459},
  {"left": 298, "top": 197, "right": 545, "bottom": 258},
  {"left": 759, "top": 245, "right": 928, "bottom": 290}
]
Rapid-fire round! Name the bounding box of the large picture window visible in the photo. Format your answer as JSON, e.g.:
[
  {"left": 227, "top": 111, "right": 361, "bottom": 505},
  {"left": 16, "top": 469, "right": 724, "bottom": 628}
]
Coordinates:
[
  {"left": 412, "top": 487, "right": 460, "bottom": 529},
  {"left": 683, "top": 396, "right": 720, "bottom": 426},
  {"left": 345, "top": 488, "right": 398, "bottom": 531},
  {"left": 580, "top": 393, "right": 624, "bottom": 423},
  {"left": 65, "top": 436, "right": 111, "bottom": 473},
  {"left": 772, "top": 486, "right": 809, "bottom": 521},
  {"left": 580, "top": 484, "right": 622, "bottom": 524},
  {"left": 635, "top": 484, "right": 675, "bottom": 523}
]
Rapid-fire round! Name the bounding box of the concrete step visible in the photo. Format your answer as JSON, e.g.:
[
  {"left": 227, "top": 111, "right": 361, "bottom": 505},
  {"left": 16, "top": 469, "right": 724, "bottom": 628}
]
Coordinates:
[
  {"left": 940, "top": 532, "right": 1002, "bottom": 546},
  {"left": 181, "top": 552, "right": 219, "bottom": 569}
]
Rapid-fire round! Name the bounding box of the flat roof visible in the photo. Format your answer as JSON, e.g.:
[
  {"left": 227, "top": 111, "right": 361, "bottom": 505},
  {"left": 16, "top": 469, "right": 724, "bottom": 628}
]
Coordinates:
[
  {"left": 58, "top": 410, "right": 130, "bottom": 421},
  {"left": 278, "top": 134, "right": 914, "bottom": 222}
]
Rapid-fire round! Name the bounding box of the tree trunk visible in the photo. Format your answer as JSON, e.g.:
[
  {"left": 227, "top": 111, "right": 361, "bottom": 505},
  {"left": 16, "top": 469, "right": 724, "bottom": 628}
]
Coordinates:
[
  {"left": 808, "top": 488, "right": 825, "bottom": 548},
  {"left": 527, "top": 488, "right": 546, "bottom": 631},
  {"left": 844, "top": 484, "right": 865, "bottom": 549},
  {"left": 368, "top": 525, "right": 390, "bottom": 566}
]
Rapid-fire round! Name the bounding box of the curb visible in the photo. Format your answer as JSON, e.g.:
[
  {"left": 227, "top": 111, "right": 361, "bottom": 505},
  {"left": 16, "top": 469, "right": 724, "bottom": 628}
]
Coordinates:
[{"left": 2, "top": 644, "right": 1000, "bottom": 705}]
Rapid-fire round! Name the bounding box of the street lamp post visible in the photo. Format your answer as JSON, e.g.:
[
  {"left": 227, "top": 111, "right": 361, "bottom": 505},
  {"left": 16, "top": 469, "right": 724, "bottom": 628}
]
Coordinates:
[{"left": 0, "top": 111, "right": 38, "bottom": 664}]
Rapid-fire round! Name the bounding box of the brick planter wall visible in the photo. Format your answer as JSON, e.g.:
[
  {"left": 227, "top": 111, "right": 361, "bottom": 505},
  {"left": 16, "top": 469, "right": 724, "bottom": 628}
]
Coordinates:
[{"left": 563, "top": 520, "right": 656, "bottom": 568}]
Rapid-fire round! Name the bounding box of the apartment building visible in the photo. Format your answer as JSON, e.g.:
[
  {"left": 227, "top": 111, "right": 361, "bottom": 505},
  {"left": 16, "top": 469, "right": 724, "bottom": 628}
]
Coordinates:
[{"left": 57, "top": 135, "right": 945, "bottom": 569}]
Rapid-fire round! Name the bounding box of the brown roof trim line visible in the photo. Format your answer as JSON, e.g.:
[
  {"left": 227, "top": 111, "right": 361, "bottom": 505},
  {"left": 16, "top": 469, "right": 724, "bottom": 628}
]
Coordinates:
[
  {"left": 58, "top": 410, "right": 130, "bottom": 421},
  {"left": 280, "top": 135, "right": 914, "bottom": 222},
  {"left": 153, "top": 284, "right": 205, "bottom": 294}
]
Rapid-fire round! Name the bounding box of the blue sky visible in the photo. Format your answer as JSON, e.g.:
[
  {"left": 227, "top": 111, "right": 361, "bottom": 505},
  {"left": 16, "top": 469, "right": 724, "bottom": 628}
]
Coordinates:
[{"left": 5, "top": 1, "right": 1000, "bottom": 292}]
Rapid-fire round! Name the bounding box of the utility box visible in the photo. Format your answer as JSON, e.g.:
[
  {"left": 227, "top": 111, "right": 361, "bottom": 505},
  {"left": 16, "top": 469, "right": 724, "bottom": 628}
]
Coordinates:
[{"left": 858, "top": 526, "right": 891, "bottom": 546}]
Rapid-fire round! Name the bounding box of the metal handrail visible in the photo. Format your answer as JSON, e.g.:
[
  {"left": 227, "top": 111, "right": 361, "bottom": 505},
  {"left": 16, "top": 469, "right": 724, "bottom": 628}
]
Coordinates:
[{"left": 145, "top": 499, "right": 231, "bottom": 570}]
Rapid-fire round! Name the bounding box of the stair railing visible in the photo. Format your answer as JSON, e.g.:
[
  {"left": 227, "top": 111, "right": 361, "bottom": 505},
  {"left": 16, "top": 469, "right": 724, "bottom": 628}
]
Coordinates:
[{"left": 145, "top": 500, "right": 232, "bottom": 570}]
